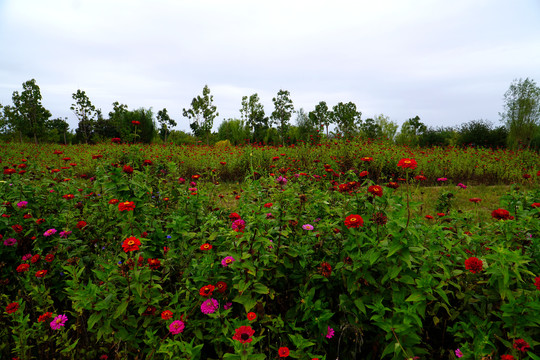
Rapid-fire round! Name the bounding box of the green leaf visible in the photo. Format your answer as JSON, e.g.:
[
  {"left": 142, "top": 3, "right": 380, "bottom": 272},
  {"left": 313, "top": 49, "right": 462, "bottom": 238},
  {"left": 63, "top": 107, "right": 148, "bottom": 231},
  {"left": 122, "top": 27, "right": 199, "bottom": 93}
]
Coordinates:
[
  {"left": 405, "top": 292, "right": 426, "bottom": 302},
  {"left": 113, "top": 300, "right": 129, "bottom": 319},
  {"left": 253, "top": 283, "right": 269, "bottom": 294},
  {"left": 87, "top": 312, "right": 102, "bottom": 331},
  {"left": 233, "top": 294, "right": 257, "bottom": 312}
]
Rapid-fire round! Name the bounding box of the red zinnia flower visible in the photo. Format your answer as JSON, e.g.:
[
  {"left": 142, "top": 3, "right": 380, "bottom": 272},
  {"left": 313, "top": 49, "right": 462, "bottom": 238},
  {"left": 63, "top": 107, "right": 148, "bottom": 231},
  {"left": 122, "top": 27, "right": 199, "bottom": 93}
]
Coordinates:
[
  {"left": 31, "top": 254, "right": 40, "bottom": 263},
  {"left": 161, "top": 310, "right": 173, "bottom": 320},
  {"left": 118, "top": 201, "right": 136, "bottom": 211},
  {"left": 109, "top": 199, "right": 119, "bottom": 205},
  {"left": 397, "top": 158, "right": 417, "bottom": 169},
  {"left": 344, "top": 214, "right": 363, "bottom": 229},
  {"left": 200, "top": 243, "right": 212, "bottom": 251},
  {"left": 38, "top": 312, "right": 52, "bottom": 322},
  {"left": 132, "top": 120, "right": 140, "bottom": 125},
  {"left": 142, "top": 306, "right": 156, "bottom": 316},
  {"left": 6, "top": 302, "right": 19, "bottom": 314},
  {"left": 147, "top": 258, "right": 161, "bottom": 270},
  {"left": 513, "top": 338, "right": 530, "bottom": 352},
  {"left": 464, "top": 257, "right": 483, "bottom": 274},
  {"left": 319, "top": 262, "right": 332, "bottom": 278},
  {"left": 12, "top": 224, "right": 23, "bottom": 233},
  {"left": 76, "top": 221, "right": 87, "bottom": 230},
  {"left": 36, "top": 218, "right": 45, "bottom": 224},
  {"left": 45, "top": 254, "right": 54, "bottom": 263},
  {"left": 264, "top": 202, "right": 273, "bottom": 208},
  {"left": 491, "top": 208, "right": 513, "bottom": 220},
  {"left": 122, "top": 237, "right": 141, "bottom": 252},
  {"left": 531, "top": 202, "right": 540, "bottom": 208},
  {"left": 62, "top": 194, "right": 74, "bottom": 200},
  {"left": 123, "top": 165, "right": 134, "bottom": 174},
  {"left": 535, "top": 276, "right": 540, "bottom": 291},
  {"left": 500, "top": 355, "right": 515, "bottom": 360},
  {"left": 215, "top": 281, "right": 227, "bottom": 293},
  {"left": 247, "top": 312, "right": 257, "bottom": 321},
  {"left": 199, "top": 284, "right": 215, "bottom": 297},
  {"left": 359, "top": 170, "right": 369, "bottom": 177},
  {"left": 4, "top": 168, "right": 16, "bottom": 175},
  {"left": 469, "top": 198, "right": 482, "bottom": 203},
  {"left": 35, "top": 270, "right": 47, "bottom": 278},
  {"left": 361, "top": 156, "right": 373, "bottom": 162},
  {"left": 111, "top": 137, "right": 121, "bottom": 144},
  {"left": 16, "top": 263, "right": 30, "bottom": 272},
  {"left": 368, "top": 185, "right": 383, "bottom": 197},
  {"left": 232, "top": 325, "right": 255, "bottom": 344},
  {"left": 229, "top": 212, "right": 241, "bottom": 221},
  {"left": 278, "top": 347, "right": 290, "bottom": 357}
]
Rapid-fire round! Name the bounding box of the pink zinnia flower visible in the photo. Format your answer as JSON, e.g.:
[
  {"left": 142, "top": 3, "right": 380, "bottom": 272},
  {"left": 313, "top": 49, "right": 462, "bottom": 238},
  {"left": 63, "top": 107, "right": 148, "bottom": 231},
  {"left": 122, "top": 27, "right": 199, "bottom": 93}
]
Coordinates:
[
  {"left": 17, "top": 201, "right": 28, "bottom": 208},
  {"left": 43, "top": 229, "right": 57, "bottom": 237},
  {"left": 302, "top": 224, "right": 314, "bottom": 231},
  {"left": 232, "top": 219, "right": 246, "bottom": 232},
  {"left": 3, "top": 238, "right": 17, "bottom": 246},
  {"left": 455, "top": 348, "right": 463, "bottom": 358},
  {"left": 201, "top": 298, "right": 219, "bottom": 314},
  {"left": 59, "top": 230, "right": 72, "bottom": 238},
  {"left": 50, "top": 314, "right": 68, "bottom": 330},
  {"left": 221, "top": 256, "right": 235, "bottom": 267},
  {"left": 169, "top": 320, "right": 185, "bottom": 334}
]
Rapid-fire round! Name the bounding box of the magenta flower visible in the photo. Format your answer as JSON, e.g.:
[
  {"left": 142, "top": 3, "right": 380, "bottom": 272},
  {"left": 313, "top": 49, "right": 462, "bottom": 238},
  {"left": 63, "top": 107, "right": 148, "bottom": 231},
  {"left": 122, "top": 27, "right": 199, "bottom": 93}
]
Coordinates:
[
  {"left": 457, "top": 183, "right": 467, "bottom": 189},
  {"left": 302, "top": 224, "right": 314, "bottom": 231},
  {"left": 3, "top": 238, "right": 17, "bottom": 246},
  {"left": 223, "top": 302, "right": 233, "bottom": 310},
  {"left": 50, "top": 314, "right": 68, "bottom": 330},
  {"left": 201, "top": 298, "right": 219, "bottom": 314},
  {"left": 43, "top": 229, "right": 57, "bottom": 237},
  {"left": 221, "top": 256, "right": 235, "bottom": 267},
  {"left": 437, "top": 177, "right": 448, "bottom": 182},
  {"left": 325, "top": 326, "right": 335, "bottom": 339},
  {"left": 232, "top": 219, "right": 246, "bottom": 232},
  {"left": 276, "top": 176, "right": 288, "bottom": 185},
  {"left": 59, "top": 230, "right": 72, "bottom": 238},
  {"left": 455, "top": 348, "right": 463, "bottom": 358},
  {"left": 22, "top": 253, "right": 32, "bottom": 261},
  {"left": 16, "top": 201, "right": 28, "bottom": 208},
  {"left": 169, "top": 320, "right": 185, "bottom": 334}
]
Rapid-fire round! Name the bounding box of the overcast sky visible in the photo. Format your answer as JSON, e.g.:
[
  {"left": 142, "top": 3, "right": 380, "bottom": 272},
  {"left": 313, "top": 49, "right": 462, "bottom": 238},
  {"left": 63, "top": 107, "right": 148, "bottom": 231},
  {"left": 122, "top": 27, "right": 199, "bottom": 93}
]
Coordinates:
[{"left": 1, "top": 0, "right": 539, "bottom": 133}]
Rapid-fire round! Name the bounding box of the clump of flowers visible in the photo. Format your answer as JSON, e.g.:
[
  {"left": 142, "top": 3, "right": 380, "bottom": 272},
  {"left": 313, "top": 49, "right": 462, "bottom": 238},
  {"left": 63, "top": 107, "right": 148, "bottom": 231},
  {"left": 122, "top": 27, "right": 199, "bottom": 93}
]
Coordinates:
[
  {"left": 455, "top": 348, "right": 463, "bottom": 358},
  {"left": 232, "top": 219, "right": 246, "bottom": 232},
  {"left": 50, "top": 314, "right": 68, "bottom": 330},
  {"left": 319, "top": 262, "right": 332, "bottom": 278},
  {"left": 169, "top": 320, "right": 185, "bottom": 334},
  {"left": 5, "top": 302, "right": 19, "bottom": 314},
  {"left": 437, "top": 177, "right": 448, "bottom": 182},
  {"left": 464, "top": 257, "right": 483, "bottom": 274},
  {"left": 201, "top": 298, "right": 219, "bottom": 314},
  {"left": 276, "top": 176, "right": 288, "bottom": 185},
  {"left": 457, "top": 183, "right": 467, "bottom": 189}
]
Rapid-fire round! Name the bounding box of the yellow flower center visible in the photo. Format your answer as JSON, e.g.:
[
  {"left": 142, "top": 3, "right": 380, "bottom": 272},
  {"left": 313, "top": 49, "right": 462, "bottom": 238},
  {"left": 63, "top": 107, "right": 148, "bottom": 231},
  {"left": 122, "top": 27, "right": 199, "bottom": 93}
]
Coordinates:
[{"left": 127, "top": 240, "right": 134, "bottom": 245}]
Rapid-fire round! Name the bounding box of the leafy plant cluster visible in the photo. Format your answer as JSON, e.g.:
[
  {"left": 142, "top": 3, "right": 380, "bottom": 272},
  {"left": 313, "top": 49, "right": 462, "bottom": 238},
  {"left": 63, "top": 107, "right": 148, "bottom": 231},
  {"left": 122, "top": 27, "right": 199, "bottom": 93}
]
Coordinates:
[{"left": 0, "top": 145, "right": 539, "bottom": 360}]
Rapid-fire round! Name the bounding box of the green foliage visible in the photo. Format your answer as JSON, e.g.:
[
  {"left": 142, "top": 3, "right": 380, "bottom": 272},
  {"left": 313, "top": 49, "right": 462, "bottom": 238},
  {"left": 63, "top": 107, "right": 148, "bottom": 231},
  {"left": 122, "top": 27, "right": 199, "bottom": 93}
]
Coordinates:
[
  {"left": 0, "top": 143, "right": 539, "bottom": 359},
  {"left": 308, "top": 101, "right": 332, "bottom": 137},
  {"left": 11, "top": 79, "right": 52, "bottom": 144},
  {"left": 500, "top": 77, "right": 540, "bottom": 149},
  {"left": 240, "top": 93, "right": 267, "bottom": 143},
  {"left": 457, "top": 119, "right": 508, "bottom": 148},
  {"left": 183, "top": 85, "right": 219, "bottom": 145},
  {"left": 71, "top": 89, "right": 98, "bottom": 144},
  {"left": 156, "top": 108, "right": 177, "bottom": 143},
  {"left": 271, "top": 89, "right": 294, "bottom": 145},
  {"left": 217, "top": 119, "right": 250, "bottom": 145},
  {"left": 395, "top": 116, "right": 427, "bottom": 146},
  {"left": 331, "top": 102, "right": 362, "bottom": 139}
]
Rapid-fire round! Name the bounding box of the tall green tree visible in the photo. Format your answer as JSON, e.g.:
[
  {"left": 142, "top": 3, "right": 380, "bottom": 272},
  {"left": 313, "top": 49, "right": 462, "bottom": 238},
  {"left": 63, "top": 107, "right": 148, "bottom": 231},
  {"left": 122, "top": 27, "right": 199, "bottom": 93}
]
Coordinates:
[
  {"left": 157, "top": 108, "right": 177, "bottom": 143},
  {"left": 331, "top": 102, "right": 362, "bottom": 139},
  {"left": 46, "top": 117, "right": 70, "bottom": 144},
  {"left": 395, "top": 116, "right": 427, "bottom": 146},
  {"left": 240, "top": 93, "right": 267, "bottom": 142},
  {"left": 71, "top": 89, "right": 97, "bottom": 144},
  {"left": 183, "top": 85, "right": 219, "bottom": 145},
  {"left": 500, "top": 78, "right": 540, "bottom": 149},
  {"left": 308, "top": 101, "right": 332, "bottom": 137},
  {"left": 270, "top": 89, "right": 294, "bottom": 145},
  {"left": 11, "top": 79, "right": 51, "bottom": 144}
]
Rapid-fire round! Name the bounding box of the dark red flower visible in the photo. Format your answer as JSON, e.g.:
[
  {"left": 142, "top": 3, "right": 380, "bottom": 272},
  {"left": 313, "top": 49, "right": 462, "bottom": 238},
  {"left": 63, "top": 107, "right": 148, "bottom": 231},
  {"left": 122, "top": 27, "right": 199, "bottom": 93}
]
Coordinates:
[
  {"left": 76, "top": 221, "right": 87, "bottom": 230},
  {"left": 142, "top": 306, "right": 156, "bottom": 316},
  {"left": 368, "top": 185, "right": 383, "bottom": 197},
  {"left": 464, "top": 257, "right": 483, "bottom": 274},
  {"left": 38, "top": 312, "right": 52, "bottom": 322},
  {"left": 132, "top": 120, "right": 140, "bottom": 125},
  {"left": 35, "top": 270, "right": 47, "bottom": 278},
  {"left": 469, "top": 198, "right": 482, "bottom": 203},
  {"left": 215, "top": 281, "right": 227, "bottom": 293},
  {"left": 45, "top": 254, "right": 54, "bottom": 263},
  {"left": 123, "top": 165, "right": 134, "bottom": 174},
  {"left": 232, "top": 325, "right": 255, "bottom": 344},
  {"left": 344, "top": 214, "right": 363, "bottom": 229},
  {"left": 229, "top": 212, "right": 241, "bottom": 221},
  {"left": 16, "top": 264, "right": 29, "bottom": 272},
  {"left": 500, "top": 355, "right": 515, "bottom": 360},
  {"left": 12, "top": 224, "right": 23, "bottom": 233},
  {"left": 535, "top": 276, "right": 540, "bottom": 291},
  {"left": 30, "top": 254, "right": 40, "bottom": 263},
  {"left": 6, "top": 302, "right": 19, "bottom": 314},
  {"left": 63, "top": 194, "right": 75, "bottom": 200},
  {"left": 491, "top": 208, "right": 513, "bottom": 220},
  {"left": 319, "top": 262, "right": 332, "bottom": 278},
  {"left": 513, "top": 338, "right": 530, "bottom": 352},
  {"left": 147, "top": 258, "right": 161, "bottom": 270}
]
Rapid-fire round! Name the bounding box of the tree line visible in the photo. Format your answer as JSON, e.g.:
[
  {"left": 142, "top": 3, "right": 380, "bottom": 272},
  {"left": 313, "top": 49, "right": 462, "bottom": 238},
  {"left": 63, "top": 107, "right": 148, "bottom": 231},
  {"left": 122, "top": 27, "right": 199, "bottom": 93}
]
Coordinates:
[{"left": 1, "top": 78, "right": 539, "bottom": 149}]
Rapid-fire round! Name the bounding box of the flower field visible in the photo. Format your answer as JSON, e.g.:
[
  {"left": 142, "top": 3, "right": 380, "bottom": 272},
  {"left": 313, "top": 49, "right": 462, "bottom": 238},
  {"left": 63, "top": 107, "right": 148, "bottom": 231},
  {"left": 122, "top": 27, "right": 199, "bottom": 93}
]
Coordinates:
[{"left": 1, "top": 141, "right": 539, "bottom": 360}]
